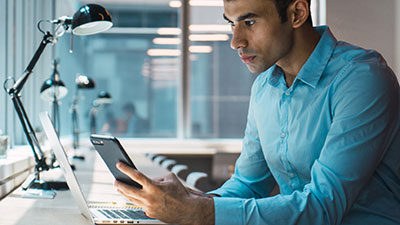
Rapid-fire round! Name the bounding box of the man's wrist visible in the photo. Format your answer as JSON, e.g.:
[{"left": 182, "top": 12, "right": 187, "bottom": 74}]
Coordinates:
[
  {"left": 193, "top": 195, "right": 215, "bottom": 225},
  {"left": 182, "top": 194, "right": 215, "bottom": 225}
]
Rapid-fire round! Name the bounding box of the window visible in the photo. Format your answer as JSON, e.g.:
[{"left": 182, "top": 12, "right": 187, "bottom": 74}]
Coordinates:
[
  {"left": 56, "top": 1, "right": 255, "bottom": 139},
  {"left": 57, "top": 5, "right": 180, "bottom": 138},
  {"left": 189, "top": 4, "right": 255, "bottom": 138}
]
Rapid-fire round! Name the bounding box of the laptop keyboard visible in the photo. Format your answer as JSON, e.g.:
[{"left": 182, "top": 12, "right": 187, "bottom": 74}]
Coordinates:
[{"left": 98, "top": 209, "right": 150, "bottom": 220}]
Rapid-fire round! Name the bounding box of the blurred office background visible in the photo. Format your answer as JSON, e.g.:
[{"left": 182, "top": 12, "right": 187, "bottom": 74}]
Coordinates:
[{"left": 1, "top": 0, "right": 399, "bottom": 147}]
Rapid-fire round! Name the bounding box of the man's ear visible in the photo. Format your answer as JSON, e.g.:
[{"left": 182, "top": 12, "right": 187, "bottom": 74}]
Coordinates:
[{"left": 287, "top": 0, "right": 310, "bottom": 28}]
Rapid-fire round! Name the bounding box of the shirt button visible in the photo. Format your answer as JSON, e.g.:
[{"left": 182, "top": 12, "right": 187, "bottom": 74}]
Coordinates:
[
  {"left": 281, "top": 133, "right": 286, "bottom": 138},
  {"left": 289, "top": 173, "right": 295, "bottom": 178},
  {"left": 285, "top": 91, "right": 291, "bottom": 96}
]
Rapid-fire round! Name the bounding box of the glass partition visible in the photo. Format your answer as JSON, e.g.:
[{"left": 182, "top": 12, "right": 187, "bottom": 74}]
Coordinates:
[
  {"left": 188, "top": 2, "right": 255, "bottom": 138},
  {"left": 57, "top": 5, "right": 180, "bottom": 138},
  {"left": 56, "top": 1, "right": 255, "bottom": 139}
]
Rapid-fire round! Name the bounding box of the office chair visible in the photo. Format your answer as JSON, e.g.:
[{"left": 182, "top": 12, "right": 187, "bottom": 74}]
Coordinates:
[{"left": 161, "top": 159, "right": 177, "bottom": 170}]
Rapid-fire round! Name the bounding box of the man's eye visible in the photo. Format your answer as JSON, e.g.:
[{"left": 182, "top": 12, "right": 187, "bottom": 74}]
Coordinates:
[
  {"left": 245, "top": 20, "right": 255, "bottom": 26},
  {"left": 228, "top": 21, "right": 235, "bottom": 27}
]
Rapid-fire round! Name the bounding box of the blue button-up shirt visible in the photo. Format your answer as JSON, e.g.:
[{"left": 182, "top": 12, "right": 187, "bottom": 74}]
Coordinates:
[{"left": 211, "top": 26, "right": 400, "bottom": 225}]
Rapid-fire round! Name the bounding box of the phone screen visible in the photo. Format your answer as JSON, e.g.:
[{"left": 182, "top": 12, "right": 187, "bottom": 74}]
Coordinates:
[{"left": 90, "top": 134, "right": 142, "bottom": 189}]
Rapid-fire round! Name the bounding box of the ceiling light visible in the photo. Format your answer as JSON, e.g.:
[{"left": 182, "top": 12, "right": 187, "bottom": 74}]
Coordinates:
[
  {"left": 151, "top": 58, "right": 180, "bottom": 64},
  {"left": 189, "top": 45, "right": 213, "bottom": 53},
  {"left": 189, "top": 34, "right": 229, "bottom": 41},
  {"left": 147, "top": 49, "right": 181, "bottom": 56},
  {"left": 189, "top": 24, "right": 231, "bottom": 32},
  {"left": 190, "top": 0, "right": 223, "bottom": 7},
  {"left": 153, "top": 38, "right": 181, "bottom": 45},
  {"left": 157, "top": 28, "right": 181, "bottom": 35},
  {"left": 169, "top": 1, "right": 182, "bottom": 8}
]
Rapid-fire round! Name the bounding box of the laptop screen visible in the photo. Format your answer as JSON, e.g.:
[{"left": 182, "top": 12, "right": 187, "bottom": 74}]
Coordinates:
[{"left": 39, "top": 112, "right": 94, "bottom": 222}]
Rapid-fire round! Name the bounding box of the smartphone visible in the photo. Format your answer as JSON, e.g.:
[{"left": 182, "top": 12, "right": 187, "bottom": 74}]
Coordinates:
[{"left": 90, "top": 134, "right": 142, "bottom": 189}]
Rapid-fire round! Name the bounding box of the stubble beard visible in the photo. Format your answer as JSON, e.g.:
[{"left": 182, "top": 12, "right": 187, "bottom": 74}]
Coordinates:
[{"left": 246, "top": 58, "right": 273, "bottom": 74}]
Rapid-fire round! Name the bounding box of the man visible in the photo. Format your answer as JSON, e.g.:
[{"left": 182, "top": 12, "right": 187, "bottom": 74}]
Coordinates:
[
  {"left": 114, "top": 0, "right": 400, "bottom": 224},
  {"left": 120, "top": 103, "right": 149, "bottom": 136},
  {"left": 102, "top": 103, "right": 149, "bottom": 136}
]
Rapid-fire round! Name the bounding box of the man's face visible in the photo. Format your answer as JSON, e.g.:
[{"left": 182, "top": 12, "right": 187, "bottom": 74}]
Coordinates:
[{"left": 224, "top": 0, "right": 293, "bottom": 74}]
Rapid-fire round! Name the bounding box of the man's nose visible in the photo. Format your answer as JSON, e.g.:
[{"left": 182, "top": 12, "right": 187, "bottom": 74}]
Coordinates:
[{"left": 230, "top": 26, "right": 248, "bottom": 50}]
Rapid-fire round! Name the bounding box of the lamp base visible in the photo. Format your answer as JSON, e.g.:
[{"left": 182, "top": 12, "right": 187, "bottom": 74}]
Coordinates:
[
  {"left": 72, "top": 155, "right": 85, "bottom": 160},
  {"left": 21, "top": 173, "right": 69, "bottom": 191},
  {"left": 72, "top": 149, "right": 85, "bottom": 160},
  {"left": 29, "top": 179, "right": 69, "bottom": 190},
  {"left": 21, "top": 189, "right": 56, "bottom": 199}
]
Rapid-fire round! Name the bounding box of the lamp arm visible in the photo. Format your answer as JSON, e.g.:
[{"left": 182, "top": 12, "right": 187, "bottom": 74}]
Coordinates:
[
  {"left": 3, "top": 31, "right": 54, "bottom": 173},
  {"left": 7, "top": 32, "right": 53, "bottom": 95},
  {"left": 11, "top": 94, "right": 49, "bottom": 172}
]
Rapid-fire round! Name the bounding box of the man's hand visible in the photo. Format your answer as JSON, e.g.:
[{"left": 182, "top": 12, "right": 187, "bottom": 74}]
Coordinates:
[{"left": 114, "top": 162, "right": 215, "bottom": 225}]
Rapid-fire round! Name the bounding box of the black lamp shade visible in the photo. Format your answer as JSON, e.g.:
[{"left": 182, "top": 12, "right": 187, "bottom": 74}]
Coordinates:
[
  {"left": 72, "top": 4, "right": 113, "bottom": 36},
  {"left": 95, "top": 91, "right": 112, "bottom": 105},
  {"left": 98, "top": 91, "right": 111, "bottom": 99},
  {"left": 40, "top": 79, "right": 68, "bottom": 101},
  {"left": 76, "top": 75, "right": 95, "bottom": 89}
]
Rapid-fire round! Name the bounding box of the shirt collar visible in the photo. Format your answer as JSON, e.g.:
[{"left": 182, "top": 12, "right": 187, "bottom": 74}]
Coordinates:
[{"left": 265, "top": 26, "right": 337, "bottom": 89}]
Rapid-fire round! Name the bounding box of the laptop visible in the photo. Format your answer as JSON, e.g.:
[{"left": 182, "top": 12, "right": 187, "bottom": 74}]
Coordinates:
[{"left": 39, "top": 112, "right": 165, "bottom": 224}]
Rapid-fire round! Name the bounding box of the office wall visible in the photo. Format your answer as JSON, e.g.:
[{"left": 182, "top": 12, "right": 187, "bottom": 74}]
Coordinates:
[{"left": 326, "top": 0, "right": 399, "bottom": 79}]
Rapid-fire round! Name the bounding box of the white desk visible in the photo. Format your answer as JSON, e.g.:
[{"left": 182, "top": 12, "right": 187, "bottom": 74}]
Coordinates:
[{"left": 0, "top": 149, "right": 171, "bottom": 225}]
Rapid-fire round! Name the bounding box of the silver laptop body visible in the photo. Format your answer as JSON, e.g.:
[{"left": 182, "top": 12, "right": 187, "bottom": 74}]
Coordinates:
[{"left": 39, "top": 112, "right": 165, "bottom": 224}]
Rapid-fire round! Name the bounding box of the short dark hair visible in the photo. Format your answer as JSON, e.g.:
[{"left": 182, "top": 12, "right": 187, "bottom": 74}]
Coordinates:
[
  {"left": 272, "top": 0, "right": 312, "bottom": 25},
  {"left": 123, "top": 102, "right": 136, "bottom": 113}
]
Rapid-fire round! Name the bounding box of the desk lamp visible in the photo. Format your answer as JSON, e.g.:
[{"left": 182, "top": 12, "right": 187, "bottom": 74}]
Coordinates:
[
  {"left": 40, "top": 59, "right": 68, "bottom": 169},
  {"left": 70, "top": 74, "right": 95, "bottom": 160},
  {"left": 3, "top": 4, "right": 112, "bottom": 191},
  {"left": 89, "top": 91, "right": 112, "bottom": 134},
  {"left": 40, "top": 59, "right": 67, "bottom": 136}
]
